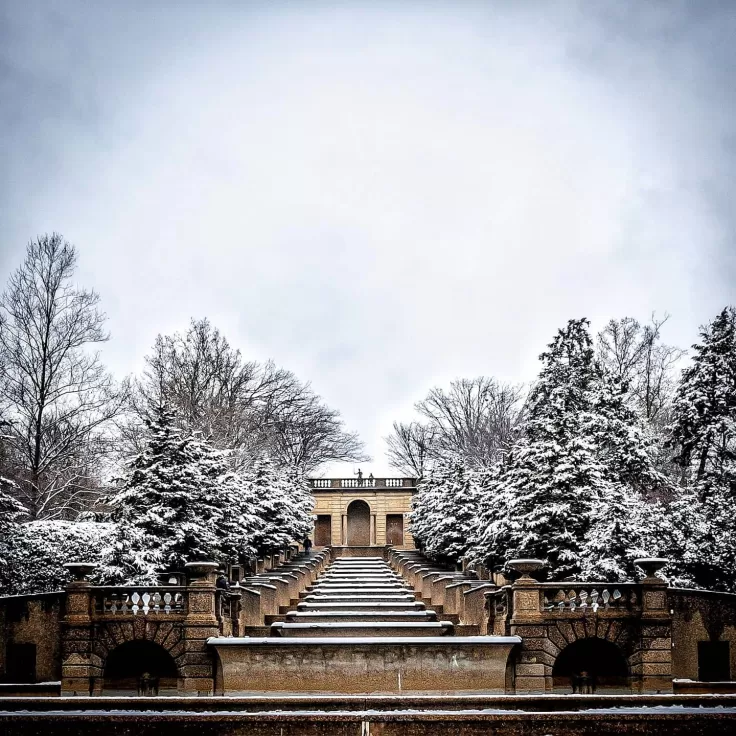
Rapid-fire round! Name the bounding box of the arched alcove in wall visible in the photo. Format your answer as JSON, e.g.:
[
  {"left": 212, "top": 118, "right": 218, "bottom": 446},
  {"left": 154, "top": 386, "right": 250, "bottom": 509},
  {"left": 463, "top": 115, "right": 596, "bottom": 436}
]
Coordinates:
[
  {"left": 552, "top": 637, "right": 630, "bottom": 693},
  {"left": 103, "top": 639, "right": 179, "bottom": 695},
  {"left": 346, "top": 499, "right": 371, "bottom": 545}
]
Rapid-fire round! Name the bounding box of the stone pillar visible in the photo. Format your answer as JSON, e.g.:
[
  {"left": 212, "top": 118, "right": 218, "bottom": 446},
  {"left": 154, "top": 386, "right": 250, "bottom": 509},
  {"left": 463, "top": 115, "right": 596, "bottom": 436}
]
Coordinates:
[
  {"left": 181, "top": 561, "right": 220, "bottom": 695},
  {"left": 462, "top": 583, "right": 497, "bottom": 628},
  {"left": 60, "top": 563, "right": 99, "bottom": 696},
  {"left": 632, "top": 558, "right": 673, "bottom": 693},
  {"left": 506, "top": 559, "right": 549, "bottom": 694}
]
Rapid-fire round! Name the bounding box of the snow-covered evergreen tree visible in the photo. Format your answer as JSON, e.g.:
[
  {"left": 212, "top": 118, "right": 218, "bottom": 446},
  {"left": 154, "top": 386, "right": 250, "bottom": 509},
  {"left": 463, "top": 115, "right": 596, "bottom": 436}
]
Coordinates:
[
  {"left": 410, "top": 457, "right": 478, "bottom": 565},
  {"left": 667, "top": 307, "right": 736, "bottom": 590},
  {"left": 0, "top": 477, "right": 27, "bottom": 575},
  {"left": 0, "top": 476, "right": 26, "bottom": 528},
  {"left": 484, "top": 320, "right": 609, "bottom": 578},
  {"left": 670, "top": 307, "right": 736, "bottom": 494},
  {"left": 581, "top": 483, "right": 656, "bottom": 581},
  {"left": 102, "top": 405, "right": 234, "bottom": 582},
  {"left": 247, "top": 455, "right": 312, "bottom": 556},
  {"left": 409, "top": 460, "right": 451, "bottom": 554},
  {"left": 474, "top": 319, "right": 663, "bottom": 581},
  {"left": 1, "top": 519, "right": 117, "bottom": 594}
]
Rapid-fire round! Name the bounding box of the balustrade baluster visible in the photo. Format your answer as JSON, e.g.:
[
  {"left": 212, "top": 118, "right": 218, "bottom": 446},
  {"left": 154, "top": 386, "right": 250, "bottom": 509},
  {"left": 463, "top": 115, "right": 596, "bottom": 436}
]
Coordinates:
[{"left": 590, "top": 589, "right": 600, "bottom": 612}]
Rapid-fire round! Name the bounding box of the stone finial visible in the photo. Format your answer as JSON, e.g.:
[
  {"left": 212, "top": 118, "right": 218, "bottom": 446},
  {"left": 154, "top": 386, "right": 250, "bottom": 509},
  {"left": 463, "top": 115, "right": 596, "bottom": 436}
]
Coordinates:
[
  {"left": 63, "top": 562, "right": 97, "bottom": 585},
  {"left": 506, "top": 559, "right": 545, "bottom": 582},
  {"left": 184, "top": 561, "right": 219, "bottom": 586},
  {"left": 634, "top": 558, "right": 669, "bottom": 582}
]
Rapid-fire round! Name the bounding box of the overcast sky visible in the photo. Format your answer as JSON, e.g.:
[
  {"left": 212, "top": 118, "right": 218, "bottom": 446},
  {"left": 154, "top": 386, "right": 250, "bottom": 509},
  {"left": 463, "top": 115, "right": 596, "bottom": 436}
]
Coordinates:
[{"left": 1, "top": 1, "right": 735, "bottom": 476}]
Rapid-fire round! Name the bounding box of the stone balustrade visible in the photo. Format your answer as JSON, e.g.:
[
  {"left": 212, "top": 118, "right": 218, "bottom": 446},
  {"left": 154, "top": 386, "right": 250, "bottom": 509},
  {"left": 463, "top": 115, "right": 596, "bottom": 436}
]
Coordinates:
[
  {"left": 540, "top": 582, "right": 641, "bottom": 613},
  {"left": 309, "top": 477, "right": 416, "bottom": 489},
  {"left": 93, "top": 586, "right": 187, "bottom": 616}
]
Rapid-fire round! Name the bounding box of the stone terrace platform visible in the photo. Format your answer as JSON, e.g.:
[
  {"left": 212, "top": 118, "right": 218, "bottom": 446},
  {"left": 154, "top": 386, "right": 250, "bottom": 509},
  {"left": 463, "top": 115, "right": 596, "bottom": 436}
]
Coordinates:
[
  {"left": 6, "top": 545, "right": 736, "bottom": 707},
  {"left": 212, "top": 553, "right": 520, "bottom": 693}
]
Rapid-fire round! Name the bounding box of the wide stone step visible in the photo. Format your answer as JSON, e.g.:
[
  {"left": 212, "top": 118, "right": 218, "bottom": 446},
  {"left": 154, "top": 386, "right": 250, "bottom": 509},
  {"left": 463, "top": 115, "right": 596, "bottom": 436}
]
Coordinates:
[
  {"left": 305, "top": 595, "right": 416, "bottom": 603},
  {"left": 311, "top": 581, "right": 410, "bottom": 587},
  {"left": 312, "top": 580, "right": 410, "bottom": 587},
  {"left": 297, "top": 600, "right": 426, "bottom": 611},
  {"left": 271, "top": 621, "right": 455, "bottom": 637},
  {"left": 309, "top": 588, "right": 412, "bottom": 595},
  {"left": 285, "top": 610, "right": 439, "bottom": 623},
  {"left": 321, "top": 573, "right": 401, "bottom": 578}
]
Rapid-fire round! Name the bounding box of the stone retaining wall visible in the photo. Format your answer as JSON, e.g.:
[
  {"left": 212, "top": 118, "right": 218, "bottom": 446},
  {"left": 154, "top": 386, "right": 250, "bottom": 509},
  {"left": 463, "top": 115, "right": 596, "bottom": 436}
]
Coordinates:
[{"left": 2, "top": 709, "right": 735, "bottom": 735}]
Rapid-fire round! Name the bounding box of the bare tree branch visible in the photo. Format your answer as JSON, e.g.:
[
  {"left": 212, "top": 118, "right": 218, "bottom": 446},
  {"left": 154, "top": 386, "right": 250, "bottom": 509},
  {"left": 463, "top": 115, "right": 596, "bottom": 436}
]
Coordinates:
[
  {"left": 0, "top": 234, "right": 126, "bottom": 519},
  {"left": 123, "top": 318, "right": 367, "bottom": 472},
  {"left": 385, "top": 377, "right": 525, "bottom": 472}
]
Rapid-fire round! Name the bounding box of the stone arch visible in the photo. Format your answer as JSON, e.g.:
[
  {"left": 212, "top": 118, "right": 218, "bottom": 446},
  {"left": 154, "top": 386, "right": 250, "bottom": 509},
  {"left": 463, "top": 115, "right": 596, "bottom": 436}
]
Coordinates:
[
  {"left": 91, "top": 620, "right": 186, "bottom": 694},
  {"left": 552, "top": 637, "right": 631, "bottom": 693},
  {"left": 346, "top": 499, "right": 371, "bottom": 545},
  {"left": 548, "top": 617, "right": 636, "bottom": 655},
  {"left": 103, "top": 639, "right": 180, "bottom": 694}
]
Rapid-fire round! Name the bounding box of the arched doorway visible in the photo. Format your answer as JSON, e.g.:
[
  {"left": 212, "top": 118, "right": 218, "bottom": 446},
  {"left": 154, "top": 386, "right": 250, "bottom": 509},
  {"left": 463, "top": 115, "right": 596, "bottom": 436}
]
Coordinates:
[
  {"left": 347, "top": 500, "right": 371, "bottom": 546},
  {"left": 552, "top": 637, "right": 630, "bottom": 693},
  {"left": 103, "top": 640, "right": 179, "bottom": 695}
]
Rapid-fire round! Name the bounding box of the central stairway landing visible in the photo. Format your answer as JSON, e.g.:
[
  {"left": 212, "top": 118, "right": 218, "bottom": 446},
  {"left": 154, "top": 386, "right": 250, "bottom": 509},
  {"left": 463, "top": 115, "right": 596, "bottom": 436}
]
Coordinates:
[{"left": 209, "top": 552, "right": 520, "bottom": 694}]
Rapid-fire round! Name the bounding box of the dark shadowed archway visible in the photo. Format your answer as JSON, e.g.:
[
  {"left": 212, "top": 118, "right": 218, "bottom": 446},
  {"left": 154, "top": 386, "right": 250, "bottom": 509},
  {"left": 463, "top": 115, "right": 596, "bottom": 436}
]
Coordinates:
[
  {"left": 103, "top": 640, "right": 179, "bottom": 695},
  {"left": 552, "top": 637, "right": 630, "bottom": 693},
  {"left": 347, "top": 500, "right": 371, "bottom": 545}
]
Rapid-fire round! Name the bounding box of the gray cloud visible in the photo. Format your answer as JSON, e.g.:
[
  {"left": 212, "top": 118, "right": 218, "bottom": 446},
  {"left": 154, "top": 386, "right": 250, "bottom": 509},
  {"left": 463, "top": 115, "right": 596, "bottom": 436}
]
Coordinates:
[{"left": 1, "top": 1, "right": 735, "bottom": 475}]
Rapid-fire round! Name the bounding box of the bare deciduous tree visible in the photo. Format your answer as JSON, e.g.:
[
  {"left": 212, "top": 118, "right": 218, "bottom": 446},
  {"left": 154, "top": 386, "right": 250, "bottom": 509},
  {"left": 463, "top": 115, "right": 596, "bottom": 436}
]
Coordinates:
[
  {"left": 125, "top": 318, "right": 367, "bottom": 472},
  {"left": 597, "top": 314, "right": 685, "bottom": 428},
  {"left": 384, "top": 421, "right": 437, "bottom": 478},
  {"left": 385, "top": 377, "right": 525, "bottom": 472},
  {"left": 0, "top": 234, "right": 126, "bottom": 519}
]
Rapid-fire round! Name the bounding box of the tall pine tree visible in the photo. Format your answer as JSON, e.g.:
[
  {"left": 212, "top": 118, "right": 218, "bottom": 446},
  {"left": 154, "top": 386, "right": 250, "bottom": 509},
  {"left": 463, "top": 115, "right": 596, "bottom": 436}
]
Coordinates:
[
  {"left": 475, "top": 319, "right": 664, "bottom": 581},
  {"left": 667, "top": 306, "right": 736, "bottom": 590},
  {"left": 410, "top": 456, "right": 478, "bottom": 566},
  {"left": 102, "top": 405, "right": 234, "bottom": 582},
  {"left": 247, "top": 455, "right": 312, "bottom": 556}
]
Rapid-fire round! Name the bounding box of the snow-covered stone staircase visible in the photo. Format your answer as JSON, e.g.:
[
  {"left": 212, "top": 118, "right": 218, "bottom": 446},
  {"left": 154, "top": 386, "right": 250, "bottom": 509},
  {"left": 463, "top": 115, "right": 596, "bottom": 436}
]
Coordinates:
[
  {"left": 271, "top": 556, "right": 455, "bottom": 637},
  {"left": 213, "top": 551, "right": 520, "bottom": 692}
]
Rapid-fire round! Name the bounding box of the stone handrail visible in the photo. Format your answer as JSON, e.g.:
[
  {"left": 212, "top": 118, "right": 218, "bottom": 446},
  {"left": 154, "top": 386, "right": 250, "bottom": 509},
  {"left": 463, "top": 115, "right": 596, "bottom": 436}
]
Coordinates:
[
  {"left": 309, "top": 477, "right": 416, "bottom": 489},
  {"left": 539, "top": 582, "right": 641, "bottom": 613},
  {"left": 93, "top": 586, "right": 187, "bottom": 615}
]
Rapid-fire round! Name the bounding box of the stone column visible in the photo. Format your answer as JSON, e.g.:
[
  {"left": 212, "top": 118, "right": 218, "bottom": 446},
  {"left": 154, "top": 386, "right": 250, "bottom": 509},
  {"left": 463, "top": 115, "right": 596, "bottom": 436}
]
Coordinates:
[
  {"left": 506, "top": 559, "right": 550, "bottom": 694},
  {"left": 181, "top": 561, "right": 220, "bottom": 695},
  {"left": 632, "top": 558, "right": 673, "bottom": 693},
  {"left": 60, "top": 562, "right": 99, "bottom": 696}
]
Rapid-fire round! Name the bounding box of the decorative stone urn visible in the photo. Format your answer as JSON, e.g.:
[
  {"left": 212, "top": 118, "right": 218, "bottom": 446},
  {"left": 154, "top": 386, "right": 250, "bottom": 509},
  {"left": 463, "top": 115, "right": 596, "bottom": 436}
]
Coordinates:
[
  {"left": 184, "top": 561, "right": 219, "bottom": 587},
  {"left": 63, "top": 562, "right": 97, "bottom": 585},
  {"left": 634, "top": 558, "right": 669, "bottom": 581},
  {"left": 506, "top": 559, "right": 545, "bottom": 582}
]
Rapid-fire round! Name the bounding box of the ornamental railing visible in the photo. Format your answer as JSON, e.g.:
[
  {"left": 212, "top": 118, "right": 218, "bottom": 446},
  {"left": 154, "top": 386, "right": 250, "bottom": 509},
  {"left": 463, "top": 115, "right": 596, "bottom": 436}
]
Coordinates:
[
  {"left": 309, "top": 477, "right": 416, "bottom": 489},
  {"left": 540, "top": 582, "right": 641, "bottom": 613},
  {"left": 93, "top": 586, "right": 187, "bottom": 616}
]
